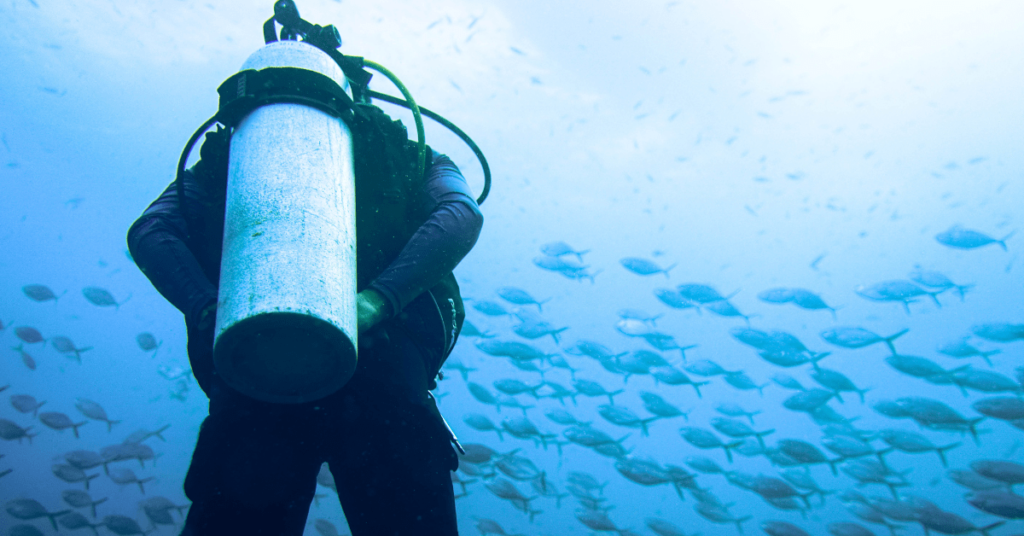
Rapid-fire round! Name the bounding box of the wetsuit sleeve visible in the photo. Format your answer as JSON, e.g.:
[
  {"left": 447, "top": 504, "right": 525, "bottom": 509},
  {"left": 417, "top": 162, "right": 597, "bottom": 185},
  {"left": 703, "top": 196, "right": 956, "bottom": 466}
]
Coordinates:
[
  {"left": 126, "top": 171, "right": 219, "bottom": 325},
  {"left": 367, "top": 151, "right": 483, "bottom": 315}
]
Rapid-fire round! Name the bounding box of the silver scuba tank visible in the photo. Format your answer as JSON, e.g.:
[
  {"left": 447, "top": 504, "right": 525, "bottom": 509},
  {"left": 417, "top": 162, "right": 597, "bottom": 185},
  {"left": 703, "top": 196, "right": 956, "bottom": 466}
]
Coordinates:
[{"left": 212, "top": 39, "right": 357, "bottom": 404}]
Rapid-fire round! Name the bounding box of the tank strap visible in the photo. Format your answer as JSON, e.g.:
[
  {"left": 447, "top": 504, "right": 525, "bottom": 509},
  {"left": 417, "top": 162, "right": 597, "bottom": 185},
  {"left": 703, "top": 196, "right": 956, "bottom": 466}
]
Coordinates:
[{"left": 215, "top": 66, "right": 357, "bottom": 128}]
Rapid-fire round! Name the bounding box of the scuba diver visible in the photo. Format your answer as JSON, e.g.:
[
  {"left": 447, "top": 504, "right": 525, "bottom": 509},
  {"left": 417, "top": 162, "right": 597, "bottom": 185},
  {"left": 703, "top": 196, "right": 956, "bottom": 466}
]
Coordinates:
[{"left": 127, "top": 2, "right": 489, "bottom": 535}]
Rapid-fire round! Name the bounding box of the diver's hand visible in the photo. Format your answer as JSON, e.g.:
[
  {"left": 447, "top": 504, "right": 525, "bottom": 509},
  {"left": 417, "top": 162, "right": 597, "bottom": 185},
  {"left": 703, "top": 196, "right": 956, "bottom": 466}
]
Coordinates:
[{"left": 357, "top": 289, "right": 391, "bottom": 334}]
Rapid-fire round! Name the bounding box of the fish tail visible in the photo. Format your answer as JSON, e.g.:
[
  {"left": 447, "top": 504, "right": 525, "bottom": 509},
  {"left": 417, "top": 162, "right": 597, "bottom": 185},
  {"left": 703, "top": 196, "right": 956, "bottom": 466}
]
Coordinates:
[
  {"left": 884, "top": 329, "right": 909, "bottom": 355},
  {"left": 154, "top": 423, "right": 171, "bottom": 441},
  {"left": 968, "top": 417, "right": 985, "bottom": 445},
  {"left": 608, "top": 389, "right": 625, "bottom": 405},
  {"left": 876, "top": 447, "right": 893, "bottom": 468},
  {"left": 980, "top": 349, "right": 1001, "bottom": 367},
  {"left": 980, "top": 521, "right": 1006, "bottom": 536},
  {"left": 723, "top": 441, "right": 743, "bottom": 463},
  {"left": 92, "top": 497, "right": 108, "bottom": 518},
  {"left": 537, "top": 298, "right": 551, "bottom": 312},
  {"left": 107, "top": 419, "right": 121, "bottom": 433},
  {"left": 663, "top": 263, "right": 677, "bottom": 278},
  {"left": 735, "top": 516, "right": 752, "bottom": 534},
  {"left": 935, "top": 442, "right": 960, "bottom": 467},
  {"left": 998, "top": 231, "right": 1015, "bottom": 251},
  {"left": 755, "top": 429, "right": 774, "bottom": 449}
]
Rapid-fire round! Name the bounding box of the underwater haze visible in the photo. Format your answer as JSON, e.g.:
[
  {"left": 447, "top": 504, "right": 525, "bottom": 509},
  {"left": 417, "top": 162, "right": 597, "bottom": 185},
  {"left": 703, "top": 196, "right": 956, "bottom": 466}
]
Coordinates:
[{"left": 2, "top": 0, "right": 1023, "bottom": 534}]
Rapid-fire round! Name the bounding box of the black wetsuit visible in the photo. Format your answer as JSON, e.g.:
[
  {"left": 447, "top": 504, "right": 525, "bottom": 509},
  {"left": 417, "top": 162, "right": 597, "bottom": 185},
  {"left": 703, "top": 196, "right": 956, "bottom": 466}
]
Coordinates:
[{"left": 128, "top": 148, "right": 482, "bottom": 536}]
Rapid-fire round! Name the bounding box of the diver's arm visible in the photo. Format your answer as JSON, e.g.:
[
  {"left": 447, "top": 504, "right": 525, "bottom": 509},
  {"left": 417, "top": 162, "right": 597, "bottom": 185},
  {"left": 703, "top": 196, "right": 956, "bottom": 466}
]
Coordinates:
[
  {"left": 127, "top": 172, "right": 219, "bottom": 326},
  {"left": 367, "top": 152, "right": 484, "bottom": 316}
]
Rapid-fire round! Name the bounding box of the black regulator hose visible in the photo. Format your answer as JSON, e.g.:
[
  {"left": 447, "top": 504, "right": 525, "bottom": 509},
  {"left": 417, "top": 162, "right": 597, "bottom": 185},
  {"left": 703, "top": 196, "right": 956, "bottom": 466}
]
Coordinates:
[
  {"left": 367, "top": 89, "right": 491, "bottom": 206},
  {"left": 176, "top": 115, "right": 221, "bottom": 238}
]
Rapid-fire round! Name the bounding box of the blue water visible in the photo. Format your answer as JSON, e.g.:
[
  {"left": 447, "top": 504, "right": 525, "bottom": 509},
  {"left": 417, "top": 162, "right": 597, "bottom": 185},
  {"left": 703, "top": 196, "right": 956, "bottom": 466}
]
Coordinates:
[{"left": 1, "top": 0, "right": 1022, "bottom": 534}]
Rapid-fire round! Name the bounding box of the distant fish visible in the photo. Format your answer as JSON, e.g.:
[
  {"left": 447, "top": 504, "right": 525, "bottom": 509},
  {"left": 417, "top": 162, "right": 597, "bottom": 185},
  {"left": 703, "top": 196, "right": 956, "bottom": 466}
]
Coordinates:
[
  {"left": 620, "top": 257, "right": 676, "bottom": 277},
  {"left": 642, "top": 392, "right": 689, "bottom": 421},
  {"left": 82, "top": 287, "right": 131, "bottom": 310},
  {"left": 783, "top": 389, "right": 835, "bottom": 413},
  {"left": 810, "top": 368, "right": 870, "bottom": 403},
  {"left": 693, "top": 501, "right": 751, "bottom": 533},
  {"left": 496, "top": 287, "right": 550, "bottom": 311},
  {"left": 108, "top": 468, "right": 154, "bottom": 494},
  {"left": 540, "top": 241, "right": 588, "bottom": 261},
  {"left": 909, "top": 266, "right": 973, "bottom": 300},
  {"left": 463, "top": 413, "right": 504, "bottom": 440},
  {"left": 544, "top": 408, "right": 586, "bottom": 426},
  {"left": 971, "top": 323, "right": 1024, "bottom": 343},
  {"left": 615, "top": 319, "right": 655, "bottom": 338},
  {"left": 650, "top": 367, "right": 709, "bottom": 397},
  {"left": 703, "top": 300, "right": 755, "bottom": 325},
  {"left": 938, "top": 338, "right": 1000, "bottom": 367},
  {"left": 710, "top": 417, "right": 774, "bottom": 449},
  {"left": 966, "top": 490, "right": 1024, "bottom": 520},
  {"left": 22, "top": 284, "right": 64, "bottom": 303},
  {"left": 723, "top": 371, "right": 768, "bottom": 395},
  {"left": 684, "top": 359, "right": 736, "bottom": 377},
  {"left": 676, "top": 284, "right": 727, "bottom": 304},
  {"left": 878, "top": 429, "right": 960, "bottom": 467},
  {"left": 715, "top": 403, "right": 760, "bottom": 424},
  {"left": 573, "top": 379, "right": 624, "bottom": 405},
  {"left": 10, "top": 395, "right": 46, "bottom": 416},
  {"left": 771, "top": 373, "right": 805, "bottom": 391},
  {"left": 617, "top": 309, "right": 662, "bottom": 325},
  {"left": 471, "top": 300, "right": 510, "bottom": 317},
  {"left": 936, "top": 225, "right": 1014, "bottom": 251},
  {"left": 757, "top": 287, "right": 795, "bottom": 303},
  {"left": 532, "top": 255, "right": 601, "bottom": 283},
  {"left": 51, "top": 337, "right": 92, "bottom": 363},
  {"left": 679, "top": 427, "right": 743, "bottom": 462},
  {"left": 855, "top": 280, "right": 942, "bottom": 313},
  {"left": 653, "top": 288, "right": 697, "bottom": 310},
  {"left": 0, "top": 419, "right": 37, "bottom": 443},
  {"left": 789, "top": 289, "right": 838, "bottom": 319},
  {"left": 75, "top": 399, "right": 120, "bottom": 432},
  {"left": 13, "top": 326, "right": 45, "bottom": 345},
  {"left": 39, "top": 412, "right": 88, "bottom": 438},
  {"left": 442, "top": 357, "right": 476, "bottom": 381},
  {"left": 820, "top": 327, "right": 908, "bottom": 355},
  {"left": 972, "top": 397, "right": 1024, "bottom": 421},
  {"left": 952, "top": 368, "right": 1023, "bottom": 395},
  {"left": 51, "top": 464, "right": 99, "bottom": 490},
  {"left": 5, "top": 498, "right": 70, "bottom": 530},
  {"left": 15, "top": 349, "right": 36, "bottom": 371},
  {"left": 135, "top": 333, "right": 162, "bottom": 355},
  {"left": 599, "top": 405, "right": 659, "bottom": 436}
]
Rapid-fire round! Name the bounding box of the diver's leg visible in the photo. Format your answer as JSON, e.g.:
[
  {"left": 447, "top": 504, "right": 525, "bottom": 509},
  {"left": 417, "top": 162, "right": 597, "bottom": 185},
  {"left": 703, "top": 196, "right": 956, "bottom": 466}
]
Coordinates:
[
  {"left": 326, "top": 333, "right": 460, "bottom": 536},
  {"left": 179, "top": 390, "right": 322, "bottom": 535}
]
